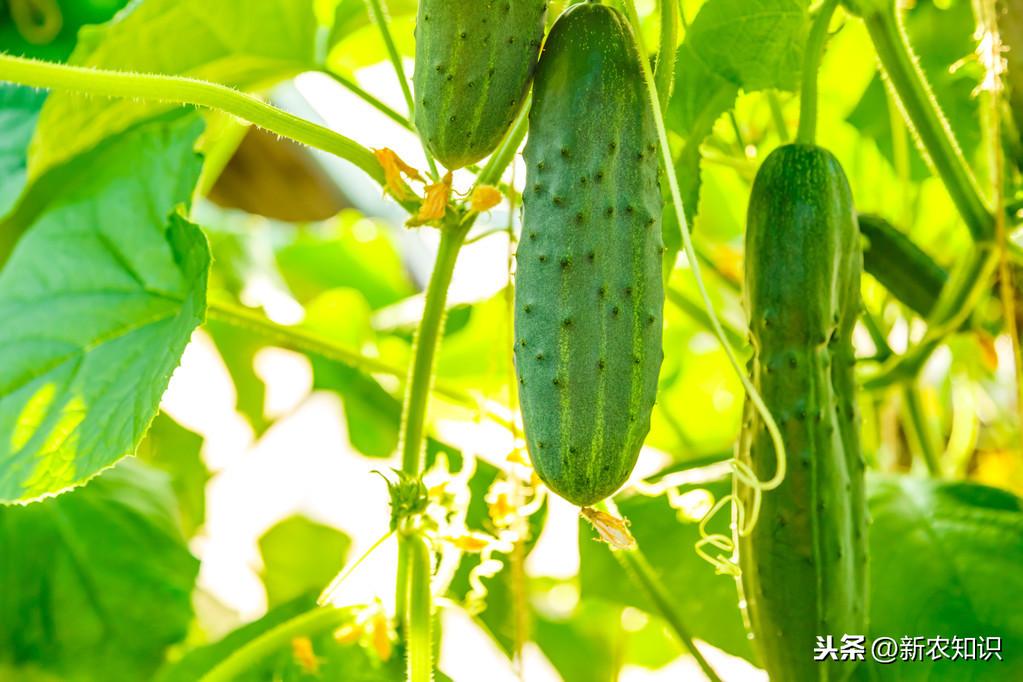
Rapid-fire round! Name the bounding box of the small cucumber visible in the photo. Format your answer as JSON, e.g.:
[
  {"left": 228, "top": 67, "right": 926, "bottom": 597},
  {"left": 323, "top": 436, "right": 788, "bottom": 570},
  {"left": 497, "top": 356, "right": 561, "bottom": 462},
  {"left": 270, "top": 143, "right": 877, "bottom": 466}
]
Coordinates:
[
  {"left": 859, "top": 213, "right": 946, "bottom": 317},
  {"left": 514, "top": 3, "right": 663, "bottom": 507},
  {"left": 739, "top": 144, "right": 868, "bottom": 682},
  {"left": 413, "top": 0, "right": 547, "bottom": 169}
]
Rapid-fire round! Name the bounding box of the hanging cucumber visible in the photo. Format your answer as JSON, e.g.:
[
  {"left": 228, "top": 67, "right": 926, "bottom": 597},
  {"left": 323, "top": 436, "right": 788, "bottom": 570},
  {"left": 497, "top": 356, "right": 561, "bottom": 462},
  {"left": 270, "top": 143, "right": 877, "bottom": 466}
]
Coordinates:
[
  {"left": 514, "top": 3, "right": 663, "bottom": 508},
  {"left": 738, "top": 144, "right": 868, "bottom": 682},
  {"left": 413, "top": 0, "right": 547, "bottom": 170}
]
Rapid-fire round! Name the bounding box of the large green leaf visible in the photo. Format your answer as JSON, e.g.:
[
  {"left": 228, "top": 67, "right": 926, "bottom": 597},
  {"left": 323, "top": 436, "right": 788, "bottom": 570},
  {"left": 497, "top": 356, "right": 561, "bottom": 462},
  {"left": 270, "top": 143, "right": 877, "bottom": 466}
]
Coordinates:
[
  {"left": 0, "top": 116, "right": 209, "bottom": 503},
  {"left": 857, "top": 476, "right": 1023, "bottom": 680},
  {"left": 137, "top": 412, "right": 209, "bottom": 537},
  {"left": 0, "top": 85, "right": 46, "bottom": 218},
  {"left": 259, "top": 515, "right": 351, "bottom": 608},
  {"left": 0, "top": 459, "right": 199, "bottom": 681},
  {"left": 29, "top": 0, "right": 318, "bottom": 179}
]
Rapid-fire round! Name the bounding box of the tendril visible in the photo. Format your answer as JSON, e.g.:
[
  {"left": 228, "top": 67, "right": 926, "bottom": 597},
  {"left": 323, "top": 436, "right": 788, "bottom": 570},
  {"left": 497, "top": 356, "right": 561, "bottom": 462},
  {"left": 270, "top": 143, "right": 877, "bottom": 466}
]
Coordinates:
[{"left": 622, "top": 0, "right": 788, "bottom": 575}]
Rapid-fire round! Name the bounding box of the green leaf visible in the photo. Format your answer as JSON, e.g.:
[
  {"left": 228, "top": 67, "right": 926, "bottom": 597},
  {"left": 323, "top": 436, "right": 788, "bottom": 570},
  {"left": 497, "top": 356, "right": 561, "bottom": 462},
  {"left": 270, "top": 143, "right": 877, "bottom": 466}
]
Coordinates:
[
  {"left": 578, "top": 478, "right": 756, "bottom": 662},
  {"left": 0, "top": 459, "right": 199, "bottom": 681},
  {"left": 29, "top": 0, "right": 319, "bottom": 179},
  {"left": 683, "top": 0, "right": 809, "bottom": 94},
  {"left": 259, "top": 515, "right": 351, "bottom": 608},
  {"left": 0, "top": 0, "right": 130, "bottom": 62},
  {"left": 858, "top": 476, "right": 1023, "bottom": 680},
  {"left": 137, "top": 412, "right": 209, "bottom": 537},
  {"left": 665, "top": 0, "right": 803, "bottom": 239},
  {"left": 0, "top": 116, "right": 209, "bottom": 503},
  {"left": 0, "top": 85, "right": 46, "bottom": 218},
  {"left": 276, "top": 213, "right": 414, "bottom": 310},
  {"left": 206, "top": 319, "right": 271, "bottom": 436}
]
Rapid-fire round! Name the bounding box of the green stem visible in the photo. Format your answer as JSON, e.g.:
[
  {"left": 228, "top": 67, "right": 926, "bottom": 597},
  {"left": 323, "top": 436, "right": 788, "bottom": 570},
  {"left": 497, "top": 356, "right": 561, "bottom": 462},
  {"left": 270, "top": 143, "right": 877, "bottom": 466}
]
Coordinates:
[
  {"left": 797, "top": 0, "right": 839, "bottom": 145},
  {"left": 901, "top": 384, "right": 942, "bottom": 476},
  {"left": 476, "top": 95, "right": 530, "bottom": 188},
  {"left": 667, "top": 287, "right": 746, "bottom": 348},
  {"left": 199, "top": 606, "right": 350, "bottom": 682},
  {"left": 394, "top": 221, "right": 468, "bottom": 634},
  {"left": 363, "top": 0, "right": 438, "bottom": 176},
  {"left": 398, "top": 226, "right": 469, "bottom": 475},
  {"left": 0, "top": 53, "right": 383, "bottom": 184},
  {"left": 654, "top": 0, "right": 679, "bottom": 116},
  {"left": 325, "top": 70, "right": 414, "bottom": 132},
  {"left": 861, "top": 7, "right": 994, "bottom": 242},
  {"left": 766, "top": 90, "right": 790, "bottom": 143},
  {"left": 614, "top": 549, "right": 724, "bottom": 682},
  {"left": 205, "top": 299, "right": 474, "bottom": 407},
  {"left": 861, "top": 306, "right": 894, "bottom": 362},
  {"left": 865, "top": 245, "right": 998, "bottom": 389},
  {"left": 405, "top": 533, "right": 434, "bottom": 682}
]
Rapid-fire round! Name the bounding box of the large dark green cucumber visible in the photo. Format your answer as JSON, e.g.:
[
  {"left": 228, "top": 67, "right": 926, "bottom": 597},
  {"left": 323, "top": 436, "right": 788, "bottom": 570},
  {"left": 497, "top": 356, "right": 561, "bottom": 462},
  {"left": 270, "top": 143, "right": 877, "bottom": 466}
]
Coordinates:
[
  {"left": 514, "top": 3, "right": 663, "bottom": 508},
  {"left": 413, "top": 0, "right": 547, "bottom": 169},
  {"left": 739, "top": 144, "right": 868, "bottom": 682}
]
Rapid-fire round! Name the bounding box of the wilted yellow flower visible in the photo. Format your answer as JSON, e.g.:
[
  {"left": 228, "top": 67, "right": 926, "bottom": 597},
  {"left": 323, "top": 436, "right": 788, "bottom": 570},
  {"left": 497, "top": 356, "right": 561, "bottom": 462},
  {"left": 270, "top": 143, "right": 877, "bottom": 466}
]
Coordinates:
[
  {"left": 333, "top": 622, "right": 363, "bottom": 645},
  {"left": 580, "top": 507, "right": 636, "bottom": 550},
  {"left": 369, "top": 610, "right": 393, "bottom": 661},
  {"left": 374, "top": 148, "right": 421, "bottom": 201},
  {"left": 470, "top": 185, "right": 503, "bottom": 212},
  {"left": 411, "top": 172, "right": 453, "bottom": 225},
  {"left": 446, "top": 533, "right": 492, "bottom": 552},
  {"left": 291, "top": 636, "right": 320, "bottom": 674}
]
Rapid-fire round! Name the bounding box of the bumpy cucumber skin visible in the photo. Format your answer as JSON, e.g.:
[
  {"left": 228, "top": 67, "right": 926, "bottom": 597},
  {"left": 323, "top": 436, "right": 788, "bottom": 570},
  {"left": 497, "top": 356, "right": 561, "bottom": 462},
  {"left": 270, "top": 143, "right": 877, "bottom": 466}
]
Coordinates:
[
  {"left": 514, "top": 4, "right": 663, "bottom": 508},
  {"left": 413, "top": 0, "right": 547, "bottom": 169},
  {"left": 738, "top": 144, "right": 868, "bottom": 682}
]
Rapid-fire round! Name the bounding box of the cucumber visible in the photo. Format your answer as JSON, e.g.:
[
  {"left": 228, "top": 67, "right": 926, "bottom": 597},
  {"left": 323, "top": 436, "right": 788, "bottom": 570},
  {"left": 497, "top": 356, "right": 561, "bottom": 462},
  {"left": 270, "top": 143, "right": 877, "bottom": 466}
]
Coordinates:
[
  {"left": 514, "top": 4, "right": 663, "bottom": 508},
  {"left": 413, "top": 0, "right": 547, "bottom": 169},
  {"left": 859, "top": 213, "right": 946, "bottom": 317},
  {"left": 739, "top": 144, "right": 868, "bottom": 682}
]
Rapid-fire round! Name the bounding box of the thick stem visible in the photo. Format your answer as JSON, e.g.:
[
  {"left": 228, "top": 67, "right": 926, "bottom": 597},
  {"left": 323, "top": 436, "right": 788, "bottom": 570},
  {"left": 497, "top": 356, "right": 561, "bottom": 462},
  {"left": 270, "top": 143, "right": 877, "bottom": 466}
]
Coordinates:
[
  {"left": 863, "top": 9, "right": 994, "bottom": 241},
  {"left": 393, "top": 221, "right": 468, "bottom": 638},
  {"left": 405, "top": 533, "right": 434, "bottom": 682},
  {"left": 797, "top": 0, "right": 840, "bottom": 145},
  {"left": 0, "top": 53, "right": 383, "bottom": 184},
  {"left": 199, "top": 607, "right": 350, "bottom": 682},
  {"left": 614, "top": 549, "right": 724, "bottom": 682},
  {"left": 398, "top": 226, "right": 468, "bottom": 475}
]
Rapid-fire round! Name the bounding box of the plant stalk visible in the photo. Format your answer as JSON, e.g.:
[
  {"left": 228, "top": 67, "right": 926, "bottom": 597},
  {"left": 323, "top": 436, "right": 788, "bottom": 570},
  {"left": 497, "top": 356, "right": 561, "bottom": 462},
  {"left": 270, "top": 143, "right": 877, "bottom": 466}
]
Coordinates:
[
  {"left": 861, "top": 8, "right": 994, "bottom": 242},
  {"left": 614, "top": 548, "right": 724, "bottom": 682},
  {"left": 406, "top": 533, "right": 434, "bottom": 682},
  {"left": 797, "top": 0, "right": 840, "bottom": 145},
  {"left": 0, "top": 53, "right": 383, "bottom": 184}
]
